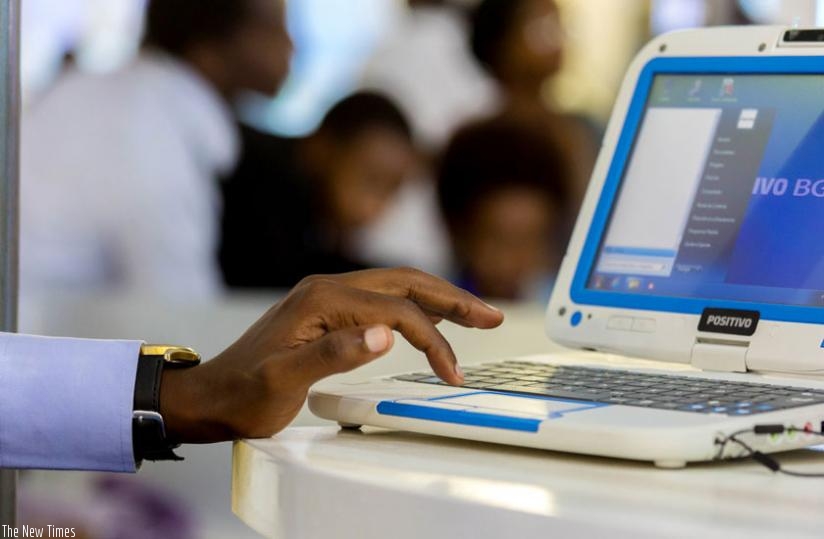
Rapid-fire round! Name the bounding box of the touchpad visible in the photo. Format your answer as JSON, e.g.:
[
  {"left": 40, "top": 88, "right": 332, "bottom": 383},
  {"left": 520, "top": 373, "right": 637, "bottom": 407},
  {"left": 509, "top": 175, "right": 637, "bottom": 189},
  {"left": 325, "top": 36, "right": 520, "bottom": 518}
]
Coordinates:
[
  {"left": 440, "top": 393, "right": 583, "bottom": 415},
  {"left": 377, "top": 392, "right": 606, "bottom": 430},
  {"left": 429, "top": 393, "right": 602, "bottom": 418}
]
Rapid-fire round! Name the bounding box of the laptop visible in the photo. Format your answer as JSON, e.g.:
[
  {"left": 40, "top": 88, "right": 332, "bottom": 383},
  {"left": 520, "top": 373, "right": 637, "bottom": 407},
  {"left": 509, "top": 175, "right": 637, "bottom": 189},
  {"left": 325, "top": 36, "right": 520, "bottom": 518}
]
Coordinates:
[{"left": 309, "top": 26, "right": 824, "bottom": 468}]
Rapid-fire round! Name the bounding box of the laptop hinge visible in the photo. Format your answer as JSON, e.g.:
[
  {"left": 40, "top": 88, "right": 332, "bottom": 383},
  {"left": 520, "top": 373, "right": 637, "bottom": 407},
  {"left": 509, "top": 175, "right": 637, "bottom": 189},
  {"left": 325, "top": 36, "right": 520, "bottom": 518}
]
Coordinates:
[{"left": 691, "top": 340, "right": 748, "bottom": 373}]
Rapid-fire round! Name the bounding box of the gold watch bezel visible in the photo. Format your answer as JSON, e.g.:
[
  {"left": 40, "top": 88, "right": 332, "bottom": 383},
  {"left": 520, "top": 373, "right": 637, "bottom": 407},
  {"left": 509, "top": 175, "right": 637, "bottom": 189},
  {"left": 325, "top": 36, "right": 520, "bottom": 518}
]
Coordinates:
[{"left": 140, "top": 344, "right": 201, "bottom": 367}]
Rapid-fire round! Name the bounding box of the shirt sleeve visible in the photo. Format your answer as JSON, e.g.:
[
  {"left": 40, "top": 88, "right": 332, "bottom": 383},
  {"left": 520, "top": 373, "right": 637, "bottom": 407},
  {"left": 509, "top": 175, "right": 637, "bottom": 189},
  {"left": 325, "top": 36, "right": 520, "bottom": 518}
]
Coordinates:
[{"left": 0, "top": 332, "right": 141, "bottom": 472}]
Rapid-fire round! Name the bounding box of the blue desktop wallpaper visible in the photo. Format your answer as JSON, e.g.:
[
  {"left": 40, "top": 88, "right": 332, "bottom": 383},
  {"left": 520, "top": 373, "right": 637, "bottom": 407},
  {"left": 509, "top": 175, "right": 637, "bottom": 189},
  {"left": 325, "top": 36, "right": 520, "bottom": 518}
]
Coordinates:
[
  {"left": 587, "top": 74, "right": 824, "bottom": 307},
  {"left": 727, "top": 110, "right": 824, "bottom": 291}
]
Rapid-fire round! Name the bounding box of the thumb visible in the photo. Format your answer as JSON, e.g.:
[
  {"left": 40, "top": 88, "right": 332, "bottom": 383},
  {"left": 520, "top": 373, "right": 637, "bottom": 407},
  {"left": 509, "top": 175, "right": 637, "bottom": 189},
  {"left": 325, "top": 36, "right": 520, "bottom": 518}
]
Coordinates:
[{"left": 289, "top": 325, "right": 395, "bottom": 386}]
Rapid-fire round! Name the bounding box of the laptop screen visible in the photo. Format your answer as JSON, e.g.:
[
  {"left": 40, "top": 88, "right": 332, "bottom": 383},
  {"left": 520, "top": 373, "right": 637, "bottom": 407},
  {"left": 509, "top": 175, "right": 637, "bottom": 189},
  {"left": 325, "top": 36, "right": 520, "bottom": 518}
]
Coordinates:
[{"left": 587, "top": 73, "right": 824, "bottom": 308}]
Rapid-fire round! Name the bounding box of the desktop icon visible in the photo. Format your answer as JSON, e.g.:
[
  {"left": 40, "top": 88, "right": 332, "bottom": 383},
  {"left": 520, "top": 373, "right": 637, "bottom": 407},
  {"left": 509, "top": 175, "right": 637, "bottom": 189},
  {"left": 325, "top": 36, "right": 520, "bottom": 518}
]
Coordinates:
[
  {"left": 738, "top": 108, "right": 758, "bottom": 129},
  {"left": 627, "top": 277, "right": 642, "bottom": 290},
  {"left": 720, "top": 77, "right": 735, "bottom": 97}
]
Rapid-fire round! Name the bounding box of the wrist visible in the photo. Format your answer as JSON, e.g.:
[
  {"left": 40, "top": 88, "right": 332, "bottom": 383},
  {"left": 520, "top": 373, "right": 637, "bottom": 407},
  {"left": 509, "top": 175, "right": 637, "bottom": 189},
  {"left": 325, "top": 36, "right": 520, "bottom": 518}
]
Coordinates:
[{"left": 160, "top": 363, "right": 234, "bottom": 444}]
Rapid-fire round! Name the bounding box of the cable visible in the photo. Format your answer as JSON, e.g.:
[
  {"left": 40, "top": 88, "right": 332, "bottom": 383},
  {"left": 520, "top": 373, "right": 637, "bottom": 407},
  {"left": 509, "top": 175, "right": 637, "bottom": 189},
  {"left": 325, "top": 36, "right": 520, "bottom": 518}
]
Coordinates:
[
  {"left": 714, "top": 424, "right": 824, "bottom": 478},
  {"left": 713, "top": 428, "right": 756, "bottom": 460}
]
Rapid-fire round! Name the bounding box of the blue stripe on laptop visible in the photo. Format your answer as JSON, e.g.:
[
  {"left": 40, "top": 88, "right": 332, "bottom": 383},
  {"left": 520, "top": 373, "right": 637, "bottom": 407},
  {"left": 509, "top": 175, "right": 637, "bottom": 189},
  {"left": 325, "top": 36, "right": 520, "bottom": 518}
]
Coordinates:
[{"left": 376, "top": 401, "right": 541, "bottom": 432}]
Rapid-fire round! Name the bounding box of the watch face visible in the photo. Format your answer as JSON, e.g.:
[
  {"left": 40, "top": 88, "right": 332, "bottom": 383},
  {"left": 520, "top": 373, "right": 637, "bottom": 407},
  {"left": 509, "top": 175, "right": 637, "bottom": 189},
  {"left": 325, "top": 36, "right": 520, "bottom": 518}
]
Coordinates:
[{"left": 141, "top": 345, "right": 201, "bottom": 367}]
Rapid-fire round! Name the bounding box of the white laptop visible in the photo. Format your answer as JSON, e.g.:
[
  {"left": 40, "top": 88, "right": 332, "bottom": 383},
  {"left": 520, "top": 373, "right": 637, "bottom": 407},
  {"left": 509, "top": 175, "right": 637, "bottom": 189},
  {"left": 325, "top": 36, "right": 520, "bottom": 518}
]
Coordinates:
[{"left": 309, "top": 26, "right": 824, "bottom": 468}]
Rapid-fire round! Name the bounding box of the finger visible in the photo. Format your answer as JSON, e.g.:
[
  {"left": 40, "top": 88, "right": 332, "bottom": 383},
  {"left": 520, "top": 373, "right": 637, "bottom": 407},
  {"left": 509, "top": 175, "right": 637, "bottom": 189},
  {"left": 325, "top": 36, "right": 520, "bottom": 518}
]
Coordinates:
[
  {"left": 427, "top": 314, "right": 444, "bottom": 325},
  {"left": 316, "top": 268, "right": 505, "bottom": 329},
  {"left": 286, "top": 325, "right": 395, "bottom": 387},
  {"left": 314, "top": 283, "right": 465, "bottom": 385}
]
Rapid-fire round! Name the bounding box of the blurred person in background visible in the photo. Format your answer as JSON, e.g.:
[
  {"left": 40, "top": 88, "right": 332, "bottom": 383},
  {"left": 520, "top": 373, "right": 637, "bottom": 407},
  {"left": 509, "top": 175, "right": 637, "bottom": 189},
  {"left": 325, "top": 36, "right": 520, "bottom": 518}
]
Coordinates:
[
  {"left": 437, "top": 115, "right": 571, "bottom": 301},
  {"left": 220, "top": 92, "right": 417, "bottom": 289},
  {"left": 351, "top": 0, "right": 500, "bottom": 277},
  {"left": 470, "top": 0, "right": 600, "bottom": 207},
  {"left": 21, "top": 0, "right": 292, "bottom": 301},
  {"left": 362, "top": 0, "right": 498, "bottom": 151}
]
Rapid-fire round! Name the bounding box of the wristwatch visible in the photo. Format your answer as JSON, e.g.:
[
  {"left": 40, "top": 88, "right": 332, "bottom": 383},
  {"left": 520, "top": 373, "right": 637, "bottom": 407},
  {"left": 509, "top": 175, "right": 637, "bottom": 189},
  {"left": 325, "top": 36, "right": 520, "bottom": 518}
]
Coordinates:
[{"left": 133, "top": 344, "right": 201, "bottom": 466}]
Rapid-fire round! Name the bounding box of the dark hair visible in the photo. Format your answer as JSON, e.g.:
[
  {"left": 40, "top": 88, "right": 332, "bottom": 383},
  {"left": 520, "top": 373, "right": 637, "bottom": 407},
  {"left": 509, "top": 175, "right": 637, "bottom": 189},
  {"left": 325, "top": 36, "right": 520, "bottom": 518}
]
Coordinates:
[
  {"left": 470, "top": 0, "right": 527, "bottom": 76},
  {"left": 317, "top": 91, "right": 413, "bottom": 142},
  {"left": 143, "top": 0, "right": 253, "bottom": 57},
  {"left": 437, "top": 115, "right": 569, "bottom": 231}
]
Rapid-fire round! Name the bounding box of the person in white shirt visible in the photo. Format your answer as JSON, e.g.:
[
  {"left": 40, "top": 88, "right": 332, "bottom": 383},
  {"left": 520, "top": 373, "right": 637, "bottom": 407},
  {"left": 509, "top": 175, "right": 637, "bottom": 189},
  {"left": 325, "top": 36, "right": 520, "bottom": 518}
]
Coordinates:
[
  {"left": 362, "top": 0, "right": 499, "bottom": 151},
  {"left": 21, "top": 0, "right": 293, "bottom": 301},
  {"left": 354, "top": 0, "right": 500, "bottom": 278}
]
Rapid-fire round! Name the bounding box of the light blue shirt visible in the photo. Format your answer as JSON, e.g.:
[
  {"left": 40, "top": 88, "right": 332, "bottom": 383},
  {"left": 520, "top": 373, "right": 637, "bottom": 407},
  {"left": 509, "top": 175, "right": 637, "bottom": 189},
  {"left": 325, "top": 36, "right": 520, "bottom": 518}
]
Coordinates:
[{"left": 0, "top": 332, "right": 140, "bottom": 472}]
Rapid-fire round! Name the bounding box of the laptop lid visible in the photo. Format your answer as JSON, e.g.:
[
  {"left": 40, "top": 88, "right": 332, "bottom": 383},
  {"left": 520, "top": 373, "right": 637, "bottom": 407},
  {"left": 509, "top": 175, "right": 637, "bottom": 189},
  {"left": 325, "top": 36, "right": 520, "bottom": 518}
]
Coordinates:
[{"left": 547, "top": 26, "right": 824, "bottom": 374}]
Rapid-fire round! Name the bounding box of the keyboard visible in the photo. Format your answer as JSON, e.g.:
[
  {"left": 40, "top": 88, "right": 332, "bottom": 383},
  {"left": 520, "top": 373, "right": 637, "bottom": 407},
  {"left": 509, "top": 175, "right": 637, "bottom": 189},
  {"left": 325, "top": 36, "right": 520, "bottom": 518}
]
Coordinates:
[{"left": 392, "top": 361, "right": 824, "bottom": 416}]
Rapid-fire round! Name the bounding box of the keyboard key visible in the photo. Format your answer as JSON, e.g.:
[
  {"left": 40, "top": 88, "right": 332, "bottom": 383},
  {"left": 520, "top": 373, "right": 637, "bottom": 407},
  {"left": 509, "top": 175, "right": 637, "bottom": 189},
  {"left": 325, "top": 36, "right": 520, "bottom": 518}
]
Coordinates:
[
  {"left": 528, "top": 388, "right": 605, "bottom": 401},
  {"left": 679, "top": 404, "right": 711, "bottom": 413},
  {"left": 393, "top": 373, "right": 431, "bottom": 382},
  {"left": 504, "top": 380, "right": 536, "bottom": 387},
  {"left": 649, "top": 402, "right": 681, "bottom": 410},
  {"left": 606, "top": 397, "right": 630, "bottom": 404},
  {"left": 482, "top": 378, "right": 516, "bottom": 385},
  {"left": 463, "top": 382, "right": 497, "bottom": 389},
  {"left": 751, "top": 395, "right": 777, "bottom": 403},
  {"left": 521, "top": 375, "right": 551, "bottom": 382},
  {"left": 626, "top": 399, "right": 657, "bottom": 406}
]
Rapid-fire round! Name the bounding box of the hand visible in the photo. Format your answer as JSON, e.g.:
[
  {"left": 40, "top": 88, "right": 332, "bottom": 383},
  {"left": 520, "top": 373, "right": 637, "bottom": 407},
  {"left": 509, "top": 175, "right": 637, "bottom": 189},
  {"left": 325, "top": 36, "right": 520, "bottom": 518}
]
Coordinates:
[{"left": 159, "top": 268, "right": 504, "bottom": 443}]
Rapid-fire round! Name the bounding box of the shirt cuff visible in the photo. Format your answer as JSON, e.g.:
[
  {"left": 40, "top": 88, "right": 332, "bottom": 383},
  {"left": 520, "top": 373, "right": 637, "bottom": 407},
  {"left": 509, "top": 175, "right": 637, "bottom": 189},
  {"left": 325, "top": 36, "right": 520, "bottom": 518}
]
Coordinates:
[{"left": 0, "top": 332, "right": 141, "bottom": 472}]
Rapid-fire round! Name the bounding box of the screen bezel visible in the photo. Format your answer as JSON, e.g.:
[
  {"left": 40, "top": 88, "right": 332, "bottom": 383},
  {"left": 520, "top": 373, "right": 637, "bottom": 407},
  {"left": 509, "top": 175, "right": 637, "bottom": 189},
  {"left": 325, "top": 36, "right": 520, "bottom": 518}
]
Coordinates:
[{"left": 570, "top": 56, "right": 824, "bottom": 324}]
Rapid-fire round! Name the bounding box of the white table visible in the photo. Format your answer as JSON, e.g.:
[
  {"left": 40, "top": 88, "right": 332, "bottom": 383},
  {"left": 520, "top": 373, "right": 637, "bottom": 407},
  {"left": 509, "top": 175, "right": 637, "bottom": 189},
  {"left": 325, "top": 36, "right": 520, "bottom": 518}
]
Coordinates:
[{"left": 233, "top": 426, "right": 824, "bottom": 539}]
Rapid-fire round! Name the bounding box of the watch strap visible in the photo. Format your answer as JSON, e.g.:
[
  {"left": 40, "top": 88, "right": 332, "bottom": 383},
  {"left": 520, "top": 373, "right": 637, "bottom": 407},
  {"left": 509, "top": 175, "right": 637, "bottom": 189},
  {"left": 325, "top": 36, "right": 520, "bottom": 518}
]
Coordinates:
[
  {"left": 134, "top": 354, "right": 163, "bottom": 413},
  {"left": 133, "top": 355, "right": 183, "bottom": 464}
]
